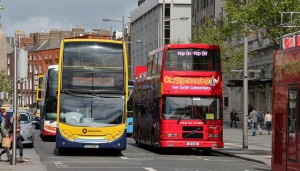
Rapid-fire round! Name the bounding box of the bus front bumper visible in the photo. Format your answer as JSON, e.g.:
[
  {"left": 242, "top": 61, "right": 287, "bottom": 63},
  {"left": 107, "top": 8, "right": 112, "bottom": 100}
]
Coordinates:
[
  {"left": 160, "top": 140, "right": 224, "bottom": 148},
  {"left": 56, "top": 129, "right": 127, "bottom": 150}
]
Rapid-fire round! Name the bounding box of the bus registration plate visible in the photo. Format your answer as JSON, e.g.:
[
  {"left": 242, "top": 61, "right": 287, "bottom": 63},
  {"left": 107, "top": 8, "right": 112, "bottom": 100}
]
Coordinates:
[
  {"left": 84, "top": 145, "right": 99, "bottom": 148},
  {"left": 186, "top": 142, "right": 199, "bottom": 146}
]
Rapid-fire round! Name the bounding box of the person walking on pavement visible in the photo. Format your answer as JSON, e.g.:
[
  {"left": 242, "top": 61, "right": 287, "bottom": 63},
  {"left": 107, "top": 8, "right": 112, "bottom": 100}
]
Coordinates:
[
  {"left": 0, "top": 108, "right": 4, "bottom": 143},
  {"left": 0, "top": 108, "right": 12, "bottom": 161},
  {"left": 264, "top": 111, "right": 272, "bottom": 135},
  {"left": 249, "top": 107, "right": 259, "bottom": 136},
  {"left": 230, "top": 108, "right": 238, "bottom": 128},
  {"left": 257, "top": 110, "right": 265, "bottom": 135}
]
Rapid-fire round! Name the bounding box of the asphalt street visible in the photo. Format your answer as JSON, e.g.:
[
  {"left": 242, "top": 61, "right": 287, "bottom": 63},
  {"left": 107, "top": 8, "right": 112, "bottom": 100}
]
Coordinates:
[{"left": 32, "top": 129, "right": 270, "bottom": 171}]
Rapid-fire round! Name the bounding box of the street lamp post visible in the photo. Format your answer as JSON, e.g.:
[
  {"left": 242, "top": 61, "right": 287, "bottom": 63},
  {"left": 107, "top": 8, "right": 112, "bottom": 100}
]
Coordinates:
[
  {"left": 243, "top": 28, "right": 248, "bottom": 149},
  {"left": 102, "top": 16, "right": 125, "bottom": 42}
]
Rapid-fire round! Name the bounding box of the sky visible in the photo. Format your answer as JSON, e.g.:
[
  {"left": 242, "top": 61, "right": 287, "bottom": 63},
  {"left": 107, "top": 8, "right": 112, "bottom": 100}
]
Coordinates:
[{"left": 0, "top": 0, "right": 138, "bottom": 37}]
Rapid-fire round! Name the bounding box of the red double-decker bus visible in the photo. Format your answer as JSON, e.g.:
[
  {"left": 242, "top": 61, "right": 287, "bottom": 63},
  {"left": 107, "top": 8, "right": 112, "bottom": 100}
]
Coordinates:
[
  {"left": 133, "top": 44, "right": 223, "bottom": 153},
  {"left": 272, "top": 46, "right": 300, "bottom": 170}
]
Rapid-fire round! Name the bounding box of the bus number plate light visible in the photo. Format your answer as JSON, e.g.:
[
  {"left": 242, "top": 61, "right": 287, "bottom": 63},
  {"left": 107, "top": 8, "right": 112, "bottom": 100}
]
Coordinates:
[{"left": 84, "top": 145, "right": 99, "bottom": 148}]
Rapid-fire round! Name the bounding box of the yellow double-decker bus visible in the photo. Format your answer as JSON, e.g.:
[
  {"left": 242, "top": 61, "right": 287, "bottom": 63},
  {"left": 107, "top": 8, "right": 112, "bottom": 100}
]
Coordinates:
[
  {"left": 35, "top": 75, "right": 43, "bottom": 129},
  {"left": 56, "top": 39, "right": 128, "bottom": 153}
]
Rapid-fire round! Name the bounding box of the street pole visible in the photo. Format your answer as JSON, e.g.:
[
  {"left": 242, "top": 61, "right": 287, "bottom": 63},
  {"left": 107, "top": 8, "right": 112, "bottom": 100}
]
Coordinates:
[
  {"left": 122, "top": 15, "right": 125, "bottom": 42},
  {"left": 243, "top": 27, "right": 248, "bottom": 149},
  {"left": 162, "top": 0, "right": 165, "bottom": 46},
  {"left": 12, "top": 36, "right": 18, "bottom": 165}
]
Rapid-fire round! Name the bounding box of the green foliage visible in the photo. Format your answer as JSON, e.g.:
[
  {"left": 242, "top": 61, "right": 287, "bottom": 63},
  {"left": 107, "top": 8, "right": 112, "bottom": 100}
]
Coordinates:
[
  {"left": 191, "top": 0, "right": 300, "bottom": 76},
  {"left": 0, "top": 69, "right": 13, "bottom": 97},
  {"left": 225, "top": 0, "right": 300, "bottom": 48},
  {"left": 190, "top": 18, "right": 245, "bottom": 76}
]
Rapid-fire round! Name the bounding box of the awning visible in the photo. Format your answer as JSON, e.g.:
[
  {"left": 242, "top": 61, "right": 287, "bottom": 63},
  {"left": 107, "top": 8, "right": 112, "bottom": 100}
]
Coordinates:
[{"left": 226, "top": 78, "right": 272, "bottom": 88}]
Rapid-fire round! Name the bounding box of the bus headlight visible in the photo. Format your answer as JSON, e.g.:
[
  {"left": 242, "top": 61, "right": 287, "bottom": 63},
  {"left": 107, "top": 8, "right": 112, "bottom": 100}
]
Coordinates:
[
  {"left": 161, "top": 133, "right": 178, "bottom": 138},
  {"left": 111, "top": 130, "right": 124, "bottom": 140},
  {"left": 60, "top": 129, "right": 74, "bottom": 140}
]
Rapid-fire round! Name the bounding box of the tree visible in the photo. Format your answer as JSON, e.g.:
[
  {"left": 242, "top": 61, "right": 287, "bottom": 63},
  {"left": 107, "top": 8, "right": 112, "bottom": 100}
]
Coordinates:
[
  {"left": 0, "top": 69, "right": 13, "bottom": 99},
  {"left": 190, "top": 18, "right": 245, "bottom": 76},
  {"left": 225, "top": 0, "right": 300, "bottom": 48}
]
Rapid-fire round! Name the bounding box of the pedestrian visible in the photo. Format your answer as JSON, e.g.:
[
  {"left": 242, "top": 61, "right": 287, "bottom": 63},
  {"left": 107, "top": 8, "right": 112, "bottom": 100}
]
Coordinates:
[
  {"left": 0, "top": 109, "right": 12, "bottom": 161},
  {"left": 230, "top": 108, "right": 237, "bottom": 128},
  {"left": 249, "top": 107, "right": 259, "bottom": 136},
  {"left": 257, "top": 110, "right": 265, "bottom": 135},
  {"left": 0, "top": 108, "right": 4, "bottom": 143},
  {"left": 0, "top": 108, "right": 3, "bottom": 124},
  {"left": 264, "top": 111, "right": 272, "bottom": 135},
  {"left": 10, "top": 113, "right": 26, "bottom": 162},
  {"left": 0, "top": 112, "right": 27, "bottom": 162}
]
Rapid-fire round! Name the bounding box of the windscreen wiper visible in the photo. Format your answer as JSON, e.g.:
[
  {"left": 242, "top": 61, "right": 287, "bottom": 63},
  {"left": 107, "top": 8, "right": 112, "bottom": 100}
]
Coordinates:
[{"left": 177, "top": 115, "right": 184, "bottom": 124}]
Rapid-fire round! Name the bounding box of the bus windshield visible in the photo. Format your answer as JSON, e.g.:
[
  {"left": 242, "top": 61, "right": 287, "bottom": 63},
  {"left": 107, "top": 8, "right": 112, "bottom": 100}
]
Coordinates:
[
  {"left": 48, "top": 68, "right": 58, "bottom": 97},
  {"left": 59, "top": 93, "right": 124, "bottom": 127},
  {"left": 45, "top": 113, "right": 57, "bottom": 121},
  {"left": 164, "top": 48, "right": 220, "bottom": 71},
  {"left": 163, "top": 97, "right": 220, "bottom": 120}
]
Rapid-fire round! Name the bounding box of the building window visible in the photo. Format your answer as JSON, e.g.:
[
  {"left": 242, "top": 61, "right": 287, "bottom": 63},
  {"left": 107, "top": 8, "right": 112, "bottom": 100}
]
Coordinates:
[
  {"left": 49, "top": 54, "right": 52, "bottom": 59},
  {"left": 39, "top": 64, "right": 43, "bottom": 73},
  {"left": 39, "top": 55, "right": 42, "bottom": 60},
  {"left": 34, "top": 65, "right": 37, "bottom": 74},
  {"left": 45, "top": 54, "right": 48, "bottom": 59}
]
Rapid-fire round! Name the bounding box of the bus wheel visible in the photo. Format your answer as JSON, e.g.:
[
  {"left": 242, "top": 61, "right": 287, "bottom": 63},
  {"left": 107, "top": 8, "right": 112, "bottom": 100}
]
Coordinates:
[
  {"left": 113, "top": 149, "right": 122, "bottom": 156},
  {"left": 202, "top": 148, "right": 212, "bottom": 155},
  {"left": 57, "top": 148, "right": 66, "bottom": 154}
]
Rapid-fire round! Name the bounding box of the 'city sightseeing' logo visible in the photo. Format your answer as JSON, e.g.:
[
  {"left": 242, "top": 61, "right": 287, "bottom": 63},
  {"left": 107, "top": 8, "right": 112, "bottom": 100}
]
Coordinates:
[{"left": 164, "top": 76, "right": 219, "bottom": 86}]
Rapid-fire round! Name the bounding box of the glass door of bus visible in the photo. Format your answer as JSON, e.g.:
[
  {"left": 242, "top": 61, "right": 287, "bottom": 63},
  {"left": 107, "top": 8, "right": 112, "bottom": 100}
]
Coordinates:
[{"left": 287, "top": 89, "right": 299, "bottom": 170}]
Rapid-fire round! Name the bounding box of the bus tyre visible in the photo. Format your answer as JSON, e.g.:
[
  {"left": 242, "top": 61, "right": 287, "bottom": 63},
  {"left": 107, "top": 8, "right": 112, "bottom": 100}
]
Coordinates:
[
  {"left": 57, "top": 148, "right": 65, "bottom": 154},
  {"left": 202, "top": 148, "right": 212, "bottom": 155},
  {"left": 113, "top": 149, "right": 122, "bottom": 155}
]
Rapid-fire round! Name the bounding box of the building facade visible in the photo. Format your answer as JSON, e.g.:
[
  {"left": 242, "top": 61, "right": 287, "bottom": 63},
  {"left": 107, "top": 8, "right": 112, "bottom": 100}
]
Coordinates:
[{"left": 130, "top": 0, "right": 192, "bottom": 79}]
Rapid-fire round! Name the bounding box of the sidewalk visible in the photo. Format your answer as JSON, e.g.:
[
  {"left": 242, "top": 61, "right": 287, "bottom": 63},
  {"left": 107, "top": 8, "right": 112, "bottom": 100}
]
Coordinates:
[
  {"left": 213, "top": 125, "right": 272, "bottom": 166},
  {"left": 0, "top": 147, "right": 47, "bottom": 171}
]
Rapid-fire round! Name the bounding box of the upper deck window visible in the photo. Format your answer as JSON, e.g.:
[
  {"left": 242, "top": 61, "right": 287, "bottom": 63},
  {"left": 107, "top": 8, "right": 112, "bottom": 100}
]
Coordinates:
[
  {"left": 61, "top": 42, "right": 124, "bottom": 91},
  {"left": 164, "top": 48, "right": 220, "bottom": 71}
]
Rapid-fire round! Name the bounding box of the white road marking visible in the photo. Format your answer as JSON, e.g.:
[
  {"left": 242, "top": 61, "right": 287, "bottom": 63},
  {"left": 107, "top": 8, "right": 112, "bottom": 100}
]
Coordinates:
[
  {"left": 143, "top": 167, "right": 158, "bottom": 171},
  {"left": 54, "top": 161, "right": 67, "bottom": 168}
]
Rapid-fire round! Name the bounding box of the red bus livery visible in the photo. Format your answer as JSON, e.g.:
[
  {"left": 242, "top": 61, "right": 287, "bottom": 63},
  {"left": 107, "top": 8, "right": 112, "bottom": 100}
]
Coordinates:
[
  {"left": 133, "top": 44, "right": 223, "bottom": 153},
  {"left": 272, "top": 46, "right": 300, "bottom": 171}
]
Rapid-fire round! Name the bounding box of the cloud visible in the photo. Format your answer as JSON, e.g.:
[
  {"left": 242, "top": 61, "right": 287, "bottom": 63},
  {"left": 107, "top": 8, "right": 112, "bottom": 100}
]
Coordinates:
[
  {"left": 10, "top": 16, "right": 70, "bottom": 34},
  {"left": 1, "top": 0, "right": 138, "bottom": 36}
]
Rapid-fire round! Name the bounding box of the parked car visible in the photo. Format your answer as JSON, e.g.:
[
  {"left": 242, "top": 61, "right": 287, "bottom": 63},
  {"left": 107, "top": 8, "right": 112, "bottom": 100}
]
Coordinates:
[{"left": 6, "top": 109, "right": 35, "bottom": 148}]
